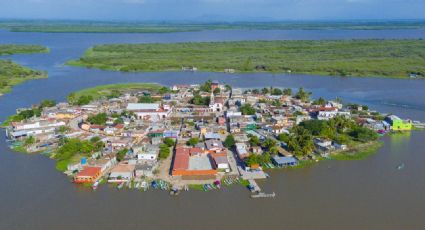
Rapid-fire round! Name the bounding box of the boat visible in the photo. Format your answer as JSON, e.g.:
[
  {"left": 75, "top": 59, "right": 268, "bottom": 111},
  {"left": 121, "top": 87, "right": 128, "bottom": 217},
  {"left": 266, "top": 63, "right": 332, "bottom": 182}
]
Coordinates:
[
  {"left": 151, "top": 181, "right": 158, "bottom": 189},
  {"left": 251, "top": 192, "right": 276, "bottom": 198},
  {"left": 140, "top": 181, "right": 147, "bottom": 191},
  {"left": 92, "top": 181, "right": 100, "bottom": 190},
  {"left": 397, "top": 163, "right": 405, "bottom": 170},
  {"left": 117, "top": 182, "right": 124, "bottom": 190},
  {"left": 214, "top": 180, "right": 221, "bottom": 189}
]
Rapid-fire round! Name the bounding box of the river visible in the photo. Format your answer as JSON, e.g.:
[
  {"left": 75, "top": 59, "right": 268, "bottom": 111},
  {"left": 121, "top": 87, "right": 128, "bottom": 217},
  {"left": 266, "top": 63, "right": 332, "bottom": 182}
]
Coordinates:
[{"left": 0, "top": 29, "right": 424, "bottom": 230}]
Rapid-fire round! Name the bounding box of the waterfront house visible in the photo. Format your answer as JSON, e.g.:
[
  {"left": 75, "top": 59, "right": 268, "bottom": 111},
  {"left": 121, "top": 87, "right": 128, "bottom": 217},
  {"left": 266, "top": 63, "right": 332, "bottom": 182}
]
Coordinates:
[
  {"left": 272, "top": 155, "right": 297, "bottom": 167},
  {"left": 384, "top": 115, "right": 412, "bottom": 131},
  {"left": 74, "top": 166, "right": 102, "bottom": 183},
  {"left": 108, "top": 163, "right": 136, "bottom": 182}
]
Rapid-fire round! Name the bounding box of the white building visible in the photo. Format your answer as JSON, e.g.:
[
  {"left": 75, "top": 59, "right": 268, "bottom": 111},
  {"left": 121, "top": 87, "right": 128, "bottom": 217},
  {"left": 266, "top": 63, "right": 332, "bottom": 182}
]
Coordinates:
[{"left": 126, "top": 103, "right": 171, "bottom": 121}]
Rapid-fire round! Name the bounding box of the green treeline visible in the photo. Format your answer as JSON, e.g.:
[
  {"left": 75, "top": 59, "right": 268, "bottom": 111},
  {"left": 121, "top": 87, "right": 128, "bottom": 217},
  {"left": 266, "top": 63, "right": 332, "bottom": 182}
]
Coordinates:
[
  {"left": 0, "top": 45, "right": 49, "bottom": 95},
  {"left": 69, "top": 40, "right": 425, "bottom": 78}
]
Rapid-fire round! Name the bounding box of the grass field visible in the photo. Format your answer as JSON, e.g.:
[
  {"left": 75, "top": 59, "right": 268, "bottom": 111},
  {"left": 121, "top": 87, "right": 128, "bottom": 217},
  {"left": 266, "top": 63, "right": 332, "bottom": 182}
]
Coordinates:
[
  {"left": 0, "top": 60, "right": 47, "bottom": 95},
  {"left": 2, "top": 20, "right": 425, "bottom": 33},
  {"left": 0, "top": 44, "right": 49, "bottom": 55},
  {"left": 73, "top": 83, "right": 162, "bottom": 100},
  {"left": 0, "top": 44, "right": 49, "bottom": 95},
  {"left": 68, "top": 40, "right": 425, "bottom": 78}
]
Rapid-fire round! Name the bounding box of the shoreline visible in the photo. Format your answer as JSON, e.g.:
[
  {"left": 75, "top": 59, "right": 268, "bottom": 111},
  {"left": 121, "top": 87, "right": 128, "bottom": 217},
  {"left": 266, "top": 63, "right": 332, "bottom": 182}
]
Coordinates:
[{"left": 2, "top": 82, "right": 417, "bottom": 194}]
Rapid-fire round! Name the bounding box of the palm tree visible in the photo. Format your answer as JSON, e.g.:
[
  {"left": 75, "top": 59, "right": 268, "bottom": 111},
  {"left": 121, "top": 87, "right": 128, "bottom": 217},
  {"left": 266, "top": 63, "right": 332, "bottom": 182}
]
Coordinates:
[{"left": 262, "top": 138, "right": 277, "bottom": 150}]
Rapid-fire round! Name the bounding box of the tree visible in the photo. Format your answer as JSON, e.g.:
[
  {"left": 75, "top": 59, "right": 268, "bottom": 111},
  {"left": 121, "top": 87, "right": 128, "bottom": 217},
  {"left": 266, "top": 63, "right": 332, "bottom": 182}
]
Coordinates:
[
  {"left": 107, "top": 90, "right": 121, "bottom": 99},
  {"left": 295, "top": 87, "right": 311, "bottom": 102},
  {"left": 138, "top": 95, "right": 155, "bottom": 103},
  {"left": 200, "top": 80, "right": 212, "bottom": 92},
  {"left": 286, "top": 126, "right": 314, "bottom": 157},
  {"left": 249, "top": 136, "right": 260, "bottom": 146},
  {"left": 213, "top": 87, "right": 221, "bottom": 95},
  {"left": 224, "top": 84, "right": 232, "bottom": 92},
  {"left": 67, "top": 92, "right": 76, "bottom": 104},
  {"left": 271, "top": 88, "right": 282, "bottom": 95},
  {"left": 240, "top": 103, "right": 256, "bottom": 115},
  {"left": 262, "top": 138, "right": 277, "bottom": 150},
  {"left": 299, "top": 120, "right": 328, "bottom": 136},
  {"left": 39, "top": 99, "right": 56, "bottom": 108},
  {"left": 116, "top": 148, "right": 128, "bottom": 162},
  {"left": 349, "top": 126, "right": 378, "bottom": 143},
  {"left": 113, "top": 117, "right": 124, "bottom": 125},
  {"left": 278, "top": 133, "right": 289, "bottom": 142},
  {"left": 87, "top": 113, "right": 108, "bottom": 125},
  {"left": 159, "top": 144, "right": 170, "bottom": 159},
  {"left": 252, "top": 89, "right": 260, "bottom": 94},
  {"left": 283, "top": 88, "right": 292, "bottom": 96},
  {"left": 224, "top": 134, "right": 235, "bottom": 148},
  {"left": 186, "top": 137, "right": 199, "bottom": 147},
  {"left": 74, "top": 95, "right": 93, "bottom": 106},
  {"left": 90, "top": 136, "right": 101, "bottom": 143},
  {"left": 158, "top": 86, "right": 170, "bottom": 95},
  {"left": 313, "top": 97, "right": 326, "bottom": 106},
  {"left": 163, "top": 137, "right": 175, "bottom": 147},
  {"left": 261, "top": 88, "right": 269, "bottom": 94},
  {"left": 24, "top": 136, "right": 35, "bottom": 146},
  {"left": 58, "top": 126, "right": 71, "bottom": 134},
  {"left": 190, "top": 94, "right": 210, "bottom": 106}
]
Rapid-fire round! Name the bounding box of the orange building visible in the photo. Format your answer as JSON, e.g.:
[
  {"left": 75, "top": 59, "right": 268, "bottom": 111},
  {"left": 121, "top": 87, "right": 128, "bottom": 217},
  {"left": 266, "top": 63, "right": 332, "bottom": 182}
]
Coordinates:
[
  {"left": 172, "top": 147, "right": 217, "bottom": 176},
  {"left": 74, "top": 166, "right": 102, "bottom": 183}
]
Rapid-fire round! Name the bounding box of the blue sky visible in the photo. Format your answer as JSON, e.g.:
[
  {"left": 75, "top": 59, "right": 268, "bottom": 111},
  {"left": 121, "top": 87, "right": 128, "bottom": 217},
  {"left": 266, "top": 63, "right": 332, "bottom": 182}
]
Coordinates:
[{"left": 0, "top": 0, "right": 424, "bottom": 21}]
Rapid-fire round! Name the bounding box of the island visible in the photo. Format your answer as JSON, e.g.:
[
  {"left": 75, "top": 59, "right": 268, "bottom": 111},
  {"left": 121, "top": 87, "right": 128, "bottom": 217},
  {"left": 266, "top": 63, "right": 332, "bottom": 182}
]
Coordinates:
[
  {"left": 68, "top": 40, "right": 425, "bottom": 78},
  {"left": 3, "top": 20, "right": 425, "bottom": 33},
  {"left": 3, "top": 81, "right": 421, "bottom": 195},
  {"left": 0, "top": 44, "right": 49, "bottom": 96}
]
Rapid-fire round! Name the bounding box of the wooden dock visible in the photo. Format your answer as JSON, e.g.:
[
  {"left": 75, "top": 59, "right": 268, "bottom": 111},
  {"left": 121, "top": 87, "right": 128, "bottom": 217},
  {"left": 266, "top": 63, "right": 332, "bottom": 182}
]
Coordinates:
[
  {"left": 248, "top": 179, "right": 261, "bottom": 193},
  {"left": 251, "top": 192, "right": 276, "bottom": 198}
]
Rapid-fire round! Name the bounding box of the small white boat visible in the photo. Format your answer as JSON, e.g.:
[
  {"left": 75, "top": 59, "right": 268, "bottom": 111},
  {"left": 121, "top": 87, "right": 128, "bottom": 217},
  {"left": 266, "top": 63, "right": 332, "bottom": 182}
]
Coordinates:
[
  {"left": 117, "top": 182, "right": 124, "bottom": 190},
  {"left": 92, "top": 181, "right": 100, "bottom": 190},
  {"left": 397, "top": 163, "right": 405, "bottom": 170}
]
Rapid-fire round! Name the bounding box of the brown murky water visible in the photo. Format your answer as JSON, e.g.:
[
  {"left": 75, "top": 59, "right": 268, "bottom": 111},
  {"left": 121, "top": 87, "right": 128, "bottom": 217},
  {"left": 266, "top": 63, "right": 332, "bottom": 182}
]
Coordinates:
[{"left": 1, "top": 29, "right": 425, "bottom": 229}]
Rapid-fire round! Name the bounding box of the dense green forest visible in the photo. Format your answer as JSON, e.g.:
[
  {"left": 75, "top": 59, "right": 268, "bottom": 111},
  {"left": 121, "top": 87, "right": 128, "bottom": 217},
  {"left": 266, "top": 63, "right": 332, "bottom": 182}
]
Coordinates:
[
  {"left": 0, "top": 44, "right": 49, "bottom": 95},
  {"left": 69, "top": 40, "right": 425, "bottom": 78},
  {"left": 0, "top": 60, "right": 47, "bottom": 94}
]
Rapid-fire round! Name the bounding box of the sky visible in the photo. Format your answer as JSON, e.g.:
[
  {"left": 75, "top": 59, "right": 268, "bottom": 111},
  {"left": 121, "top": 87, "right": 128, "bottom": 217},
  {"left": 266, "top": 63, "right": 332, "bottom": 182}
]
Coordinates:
[{"left": 0, "top": 0, "right": 424, "bottom": 21}]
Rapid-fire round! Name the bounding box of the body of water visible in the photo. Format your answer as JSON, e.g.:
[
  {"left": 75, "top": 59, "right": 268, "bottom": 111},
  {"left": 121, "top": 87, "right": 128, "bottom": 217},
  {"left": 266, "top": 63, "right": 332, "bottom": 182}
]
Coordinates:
[{"left": 0, "top": 29, "right": 425, "bottom": 230}]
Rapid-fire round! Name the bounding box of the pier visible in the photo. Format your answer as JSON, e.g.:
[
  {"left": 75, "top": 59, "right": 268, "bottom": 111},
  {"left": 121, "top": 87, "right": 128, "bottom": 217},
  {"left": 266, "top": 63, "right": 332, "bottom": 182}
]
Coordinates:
[
  {"left": 251, "top": 192, "right": 276, "bottom": 198},
  {"left": 248, "top": 179, "right": 261, "bottom": 193}
]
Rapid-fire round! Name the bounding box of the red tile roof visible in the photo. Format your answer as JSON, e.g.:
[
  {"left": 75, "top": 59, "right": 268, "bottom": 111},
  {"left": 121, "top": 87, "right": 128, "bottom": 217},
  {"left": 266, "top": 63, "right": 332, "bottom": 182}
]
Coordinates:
[{"left": 76, "top": 167, "right": 101, "bottom": 177}]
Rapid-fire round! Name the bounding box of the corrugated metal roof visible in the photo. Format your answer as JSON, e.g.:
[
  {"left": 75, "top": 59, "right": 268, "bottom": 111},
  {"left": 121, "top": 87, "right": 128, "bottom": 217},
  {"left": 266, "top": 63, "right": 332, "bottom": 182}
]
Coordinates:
[
  {"left": 127, "top": 103, "right": 160, "bottom": 111},
  {"left": 173, "top": 147, "right": 190, "bottom": 170}
]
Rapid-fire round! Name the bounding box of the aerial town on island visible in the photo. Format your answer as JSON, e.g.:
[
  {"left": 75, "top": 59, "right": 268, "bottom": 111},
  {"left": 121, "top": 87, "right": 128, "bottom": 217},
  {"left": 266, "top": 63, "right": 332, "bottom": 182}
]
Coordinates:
[{"left": 3, "top": 81, "right": 422, "bottom": 196}]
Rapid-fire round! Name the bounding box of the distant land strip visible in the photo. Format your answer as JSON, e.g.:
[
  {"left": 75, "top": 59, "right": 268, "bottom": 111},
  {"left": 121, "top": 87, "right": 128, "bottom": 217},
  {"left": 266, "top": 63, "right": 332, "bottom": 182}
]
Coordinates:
[
  {"left": 2, "top": 20, "right": 425, "bottom": 33},
  {"left": 68, "top": 39, "right": 425, "bottom": 79}
]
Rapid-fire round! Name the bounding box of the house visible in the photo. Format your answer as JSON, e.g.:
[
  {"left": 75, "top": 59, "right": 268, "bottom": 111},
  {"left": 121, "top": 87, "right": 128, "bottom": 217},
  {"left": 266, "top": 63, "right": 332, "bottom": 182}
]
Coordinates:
[
  {"left": 126, "top": 103, "right": 171, "bottom": 121},
  {"left": 74, "top": 166, "right": 102, "bottom": 183},
  {"left": 204, "top": 132, "right": 221, "bottom": 140},
  {"left": 135, "top": 163, "right": 155, "bottom": 177},
  {"left": 88, "top": 156, "right": 117, "bottom": 173},
  {"left": 272, "top": 155, "right": 297, "bottom": 167},
  {"left": 205, "top": 140, "right": 224, "bottom": 152},
  {"left": 213, "top": 155, "right": 230, "bottom": 171},
  {"left": 171, "top": 147, "right": 217, "bottom": 178},
  {"left": 108, "top": 163, "right": 135, "bottom": 182},
  {"left": 314, "top": 138, "right": 334, "bottom": 155},
  {"left": 384, "top": 115, "right": 412, "bottom": 131},
  {"left": 235, "top": 142, "right": 249, "bottom": 159}
]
